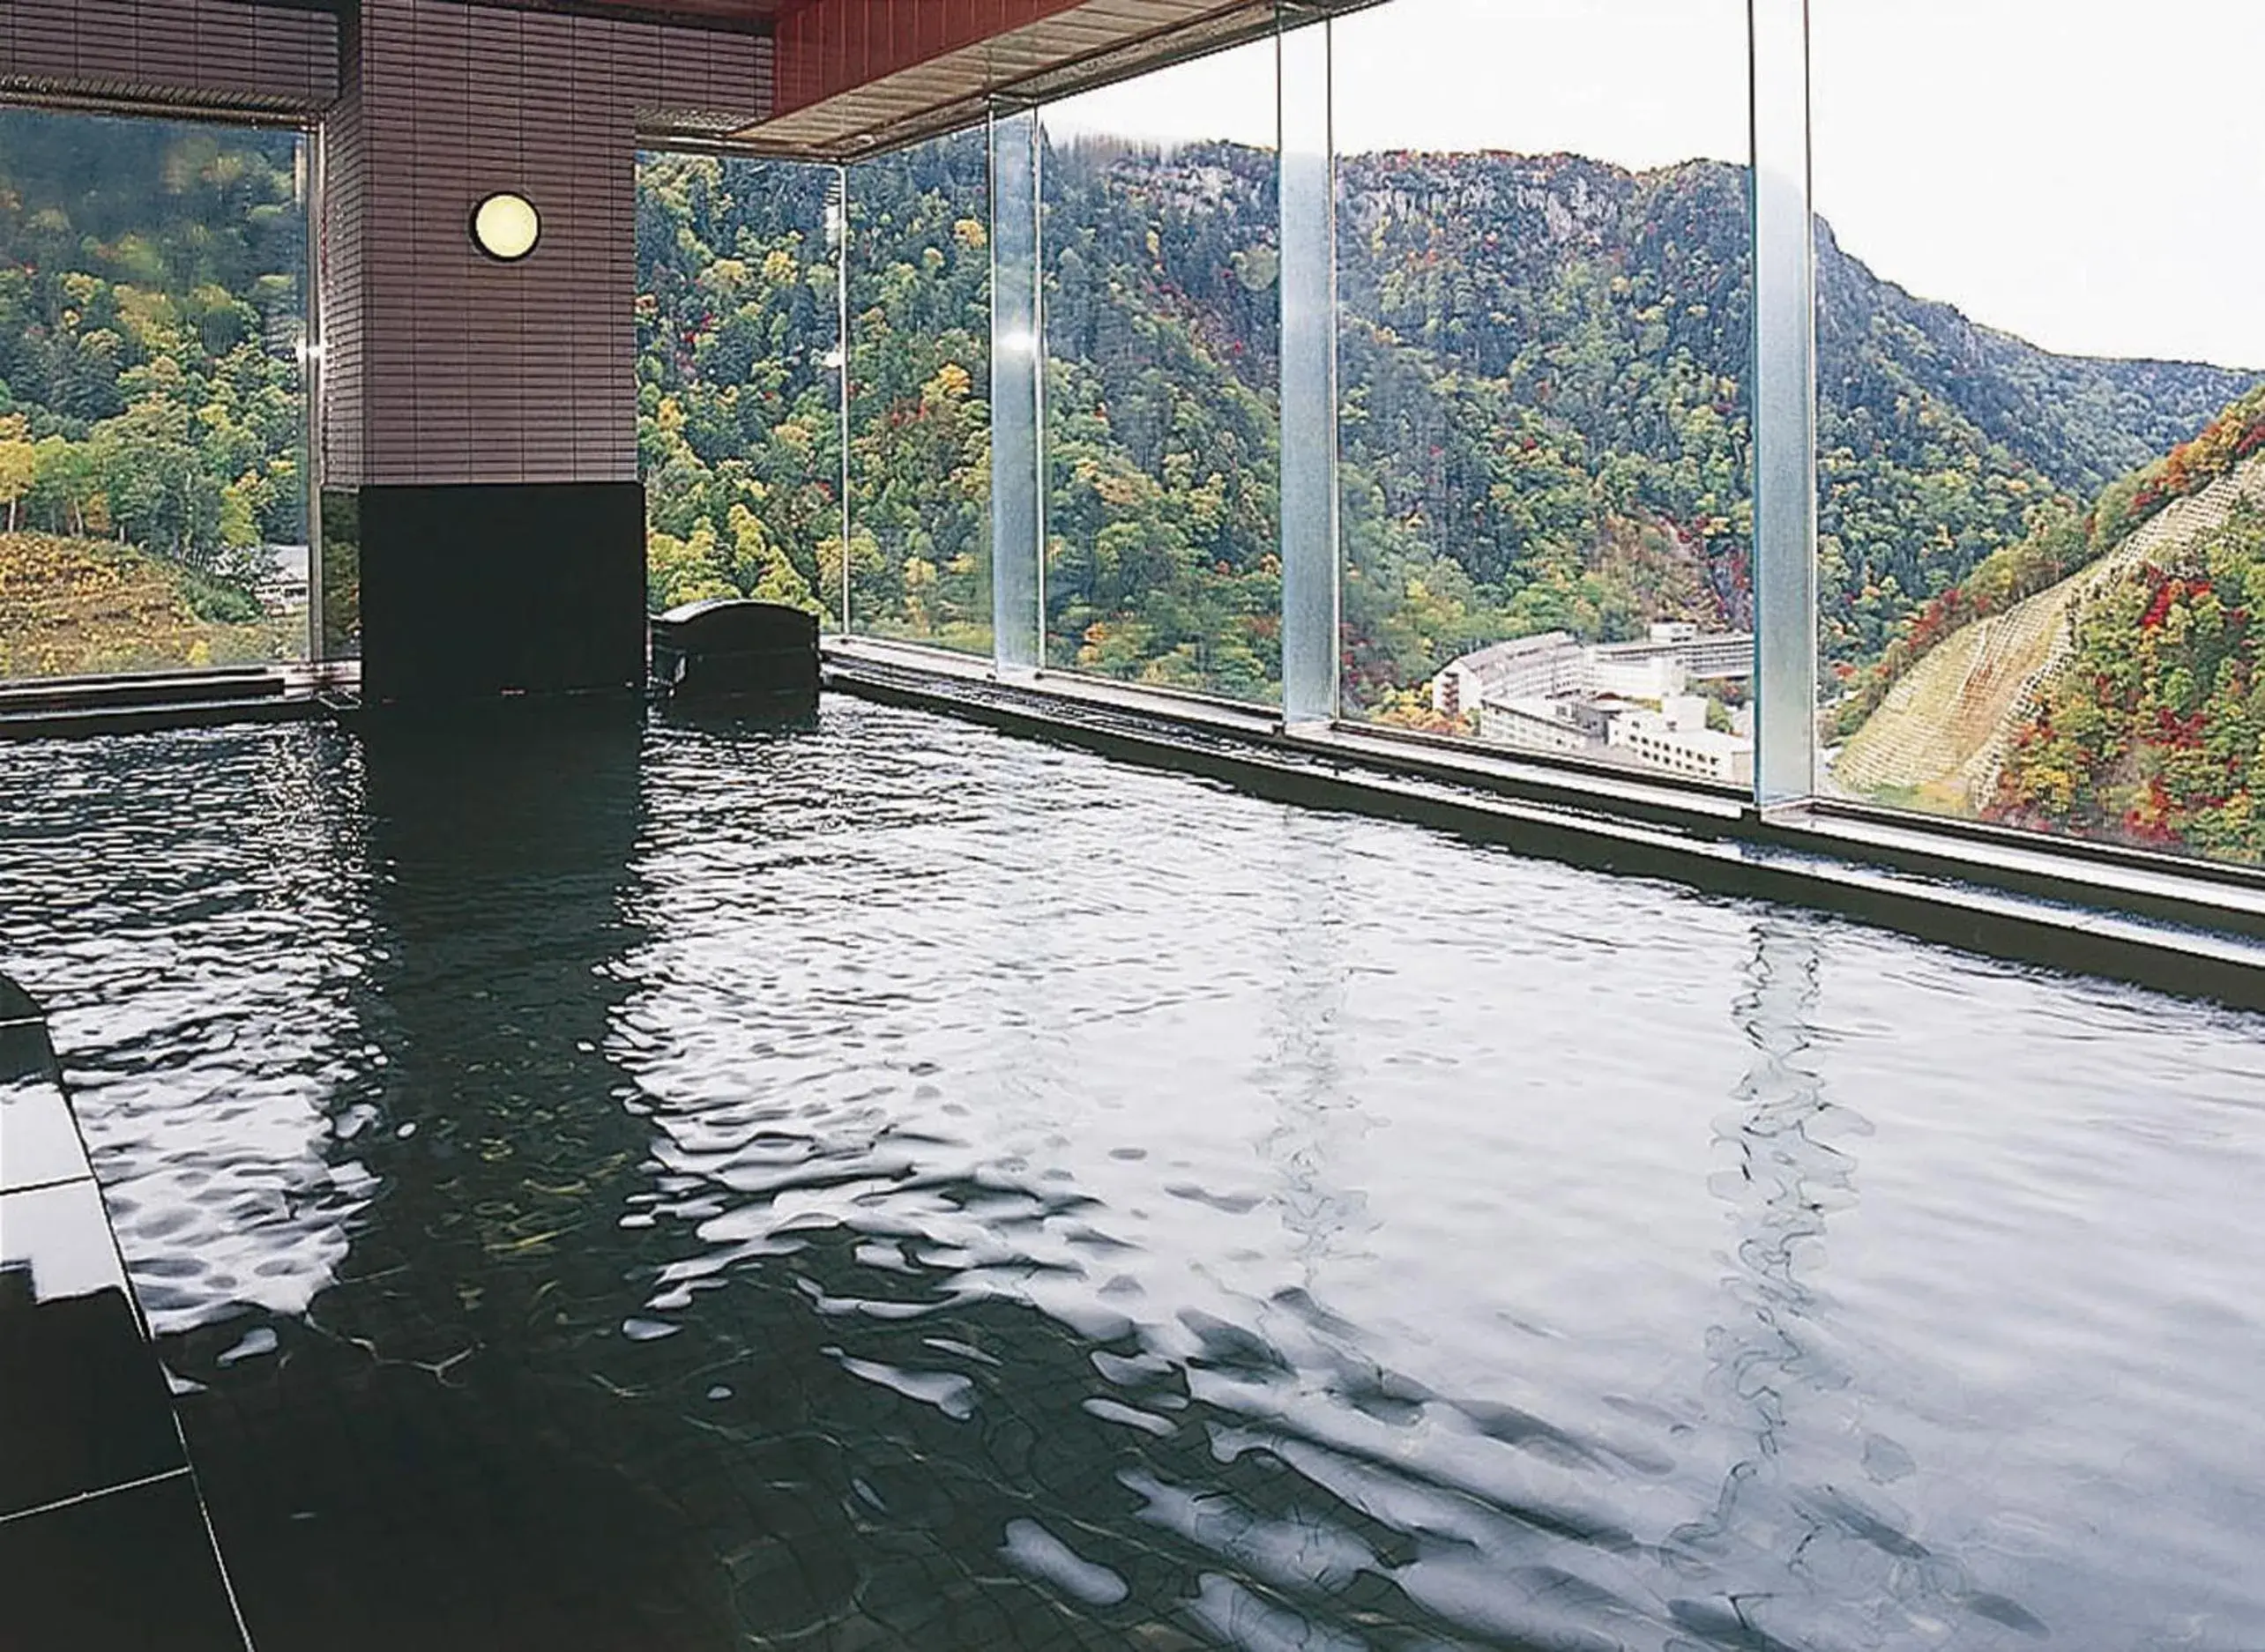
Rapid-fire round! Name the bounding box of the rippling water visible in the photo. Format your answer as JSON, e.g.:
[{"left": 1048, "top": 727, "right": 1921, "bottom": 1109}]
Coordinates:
[{"left": 3, "top": 699, "right": 2263, "bottom": 1650}]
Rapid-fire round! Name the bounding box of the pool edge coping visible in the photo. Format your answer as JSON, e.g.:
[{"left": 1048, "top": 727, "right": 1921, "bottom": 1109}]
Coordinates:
[
  {"left": 820, "top": 646, "right": 2265, "bottom": 1016},
  {"left": 0, "top": 971, "right": 257, "bottom": 1652}
]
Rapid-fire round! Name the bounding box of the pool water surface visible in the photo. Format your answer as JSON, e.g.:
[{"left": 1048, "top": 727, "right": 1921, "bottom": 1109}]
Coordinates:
[{"left": 1, "top": 698, "right": 2261, "bottom": 1650}]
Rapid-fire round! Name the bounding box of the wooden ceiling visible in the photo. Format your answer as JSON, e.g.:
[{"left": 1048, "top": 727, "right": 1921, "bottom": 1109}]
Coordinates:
[
  {"left": 432, "top": 0, "right": 1371, "bottom": 158},
  {"left": 749, "top": 0, "right": 1283, "bottom": 157},
  {"left": 416, "top": 0, "right": 797, "bottom": 33}
]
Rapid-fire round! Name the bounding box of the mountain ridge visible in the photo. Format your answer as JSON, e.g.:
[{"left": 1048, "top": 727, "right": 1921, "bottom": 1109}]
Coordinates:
[{"left": 6, "top": 107, "right": 2259, "bottom": 743}]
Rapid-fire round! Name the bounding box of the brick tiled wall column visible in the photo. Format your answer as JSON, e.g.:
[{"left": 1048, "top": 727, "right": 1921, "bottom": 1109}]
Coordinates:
[
  {"left": 315, "top": 0, "right": 771, "bottom": 700},
  {"left": 320, "top": 0, "right": 770, "bottom": 489},
  {"left": 0, "top": 0, "right": 339, "bottom": 112}
]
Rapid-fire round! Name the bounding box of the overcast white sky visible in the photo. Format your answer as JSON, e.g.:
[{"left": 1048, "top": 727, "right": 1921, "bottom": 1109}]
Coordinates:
[{"left": 1042, "top": 0, "right": 2265, "bottom": 370}]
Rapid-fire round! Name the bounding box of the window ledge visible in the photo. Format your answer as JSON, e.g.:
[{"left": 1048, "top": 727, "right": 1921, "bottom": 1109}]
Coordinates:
[
  {"left": 824, "top": 636, "right": 1281, "bottom": 740},
  {"left": 1293, "top": 721, "right": 1748, "bottom": 834},
  {"left": 1771, "top": 803, "right": 2265, "bottom": 942},
  {"left": 822, "top": 641, "right": 2265, "bottom": 1011},
  {"left": 0, "top": 665, "right": 325, "bottom": 741}
]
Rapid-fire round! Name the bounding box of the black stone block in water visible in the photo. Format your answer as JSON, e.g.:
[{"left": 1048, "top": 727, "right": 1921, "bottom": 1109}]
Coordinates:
[
  {"left": 0, "top": 1471, "right": 245, "bottom": 1652},
  {"left": 0, "top": 972, "right": 41, "bottom": 1024},
  {"left": 0, "top": 1182, "right": 188, "bottom": 1520},
  {"left": 1, "top": 1075, "right": 86, "bottom": 1194},
  {"left": 649, "top": 599, "right": 820, "bottom": 703}
]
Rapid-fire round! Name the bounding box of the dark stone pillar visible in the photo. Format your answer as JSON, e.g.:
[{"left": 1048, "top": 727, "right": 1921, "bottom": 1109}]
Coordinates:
[{"left": 342, "top": 481, "right": 648, "bottom": 703}]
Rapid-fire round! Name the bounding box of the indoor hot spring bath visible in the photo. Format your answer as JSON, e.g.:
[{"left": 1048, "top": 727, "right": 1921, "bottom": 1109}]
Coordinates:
[{"left": 1, "top": 698, "right": 2262, "bottom": 1651}]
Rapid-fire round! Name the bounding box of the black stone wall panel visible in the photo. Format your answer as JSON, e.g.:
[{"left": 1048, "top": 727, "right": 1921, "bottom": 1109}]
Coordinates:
[{"left": 353, "top": 480, "right": 647, "bottom": 703}]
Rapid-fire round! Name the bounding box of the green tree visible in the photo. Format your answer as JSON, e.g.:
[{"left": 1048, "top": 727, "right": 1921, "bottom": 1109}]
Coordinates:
[{"left": 0, "top": 415, "right": 35, "bottom": 531}]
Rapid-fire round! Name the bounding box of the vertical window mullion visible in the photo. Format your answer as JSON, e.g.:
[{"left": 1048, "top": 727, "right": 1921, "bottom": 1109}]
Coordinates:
[
  {"left": 1750, "top": 0, "right": 1820, "bottom": 807},
  {"left": 988, "top": 104, "right": 1044, "bottom": 678},
  {"left": 1278, "top": 10, "right": 1339, "bottom": 728},
  {"left": 835, "top": 164, "right": 852, "bottom": 636}
]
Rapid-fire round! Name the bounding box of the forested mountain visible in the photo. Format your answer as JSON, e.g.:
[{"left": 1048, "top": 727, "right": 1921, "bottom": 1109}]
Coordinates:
[
  {"left": 8, "top": 102, "right": 2257, "bottom": 752},
  {"left": 0, "top": 111, "right": 308, "bottom": 601},
  {"left": 638, "top": 135, "right": 1288, "bottom": 694},
  {"left": 1333, "top": 151, "right": 1751, "bottom": 715},
  {"left": 1328, "top": 150, "right": 2256, "bottom": 700},
  {"left": 1835, "top": 383, "right": 2265, "bottom": 860},
  {"left": 636, "top": 156, "right": 847, "bottom": 623},
  {"left": 1994, "top": 481, "right": 2265, "bottom": 860},
  {"left": 636, "top": 138, "right": 2258, "bottom": 719},
  {"left": 1815, "top": 221, "right": 2253, "bottom": 499},
  {"left": 1042, "top": 138, "right": 1284, "bottom": 696},
  {"left": 846, "top": 134, "right": 993, "bottom": 651},
  {"left": 637, "top": 137, "right": 999, "bottom": 652}
]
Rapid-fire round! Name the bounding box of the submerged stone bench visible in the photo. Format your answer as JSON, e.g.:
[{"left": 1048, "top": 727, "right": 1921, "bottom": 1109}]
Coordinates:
[{"left": 0, "top": 972, "right": 249, "bottom": 1651}]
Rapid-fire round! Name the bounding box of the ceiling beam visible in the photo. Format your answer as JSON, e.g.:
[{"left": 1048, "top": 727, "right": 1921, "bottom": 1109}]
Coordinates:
[
  {"left": 771, "top": 0, "right": 1087, "bottom": 116},
  {"left": 742, "top": 0, "right": 1274, "bottom": 157}
]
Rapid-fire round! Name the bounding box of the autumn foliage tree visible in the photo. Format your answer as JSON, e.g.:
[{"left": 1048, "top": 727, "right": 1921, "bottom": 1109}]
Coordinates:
[{"left": 1992, "top": 498, "right": 2265, "bottom": 860}]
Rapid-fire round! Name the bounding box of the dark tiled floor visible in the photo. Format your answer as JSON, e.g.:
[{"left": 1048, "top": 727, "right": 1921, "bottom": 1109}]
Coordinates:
[
  {"left": 0, "top": 1472, "right": 246, "bottom": 1652},
  {"left": 0, "top": 1183, "right": 189, "bottom": 1519},
  {"left": 0, "top": 1016, "right": 57, "bottom": 1083},
  {"left": 175, "top": 1336, "right": 744, "bottom": 1652},
  {"left": 0, "top": 974, "right": 41, "bottom": 1023},
  {"left": 2, "top": 1072, "right": 87, "bottom": 1194},
  {"left": 0, "top": 972, "right": 249, "bottom": 1651}
]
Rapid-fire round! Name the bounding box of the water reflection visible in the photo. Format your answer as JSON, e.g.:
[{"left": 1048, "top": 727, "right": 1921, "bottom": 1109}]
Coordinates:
[
  {"left": 0, "top": 726, "right": 372, "bottom": 1337},
  {"left": 1678, "top": 920, "right": 2047, "bottom": 1647},
  {"left": 0, "top": 704, "right": 2259, "bottom": 1648},
  {"left": 1253, "top": 813, "right": 1369, "bottom": 1286},
  {"left": 159, "top": 703, "right": 752, "bottom": 1651}
]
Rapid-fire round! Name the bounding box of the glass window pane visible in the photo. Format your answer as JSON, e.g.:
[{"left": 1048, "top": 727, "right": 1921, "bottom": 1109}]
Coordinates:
[
  {"left": 0, "top": 108, "right": 310, "bottom": 681},
  {"left": 635, "top": 153, "right": 841, "bottom": 626},
  {"left": 1815, "top": 2, "right": 2265, "bottom": 867},
  {"left": 1334, "top": 0, "right": 1755, "bottom": 788},
  {"left": 846, "top": 128, "right": 993, "bottom": 653},
  {"left": 1040, "top": 39, "right": 1283, "bottom": 703}
]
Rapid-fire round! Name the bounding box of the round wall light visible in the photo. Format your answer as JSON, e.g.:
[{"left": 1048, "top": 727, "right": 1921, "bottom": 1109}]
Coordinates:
[{"left": 471, "top": 191, "right": 540, "bottom": 262}]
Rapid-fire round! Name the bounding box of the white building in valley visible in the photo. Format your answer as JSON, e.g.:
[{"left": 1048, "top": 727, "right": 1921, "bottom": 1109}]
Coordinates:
[
  {"left": 1590, "top": 621, "right": 1754, "bottom": 684},
  {"left": 1431, "top": 631, "right": 1582, "bottom": 716},
  {"left": 259, "top": 544, "right": 309, "bottom": 614},
  {"left": 1608, "top": 695, "right": 1755, "bottom": 786},
  {"left": 1479, "top": 693, "right": 1643, "bottom": 756},
  {"left": 1442, "top": 625, "right": 1756, "bottom": 785},
  {"left": 1433, "top": 622, "right": 1752, "bottom": 718}
]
